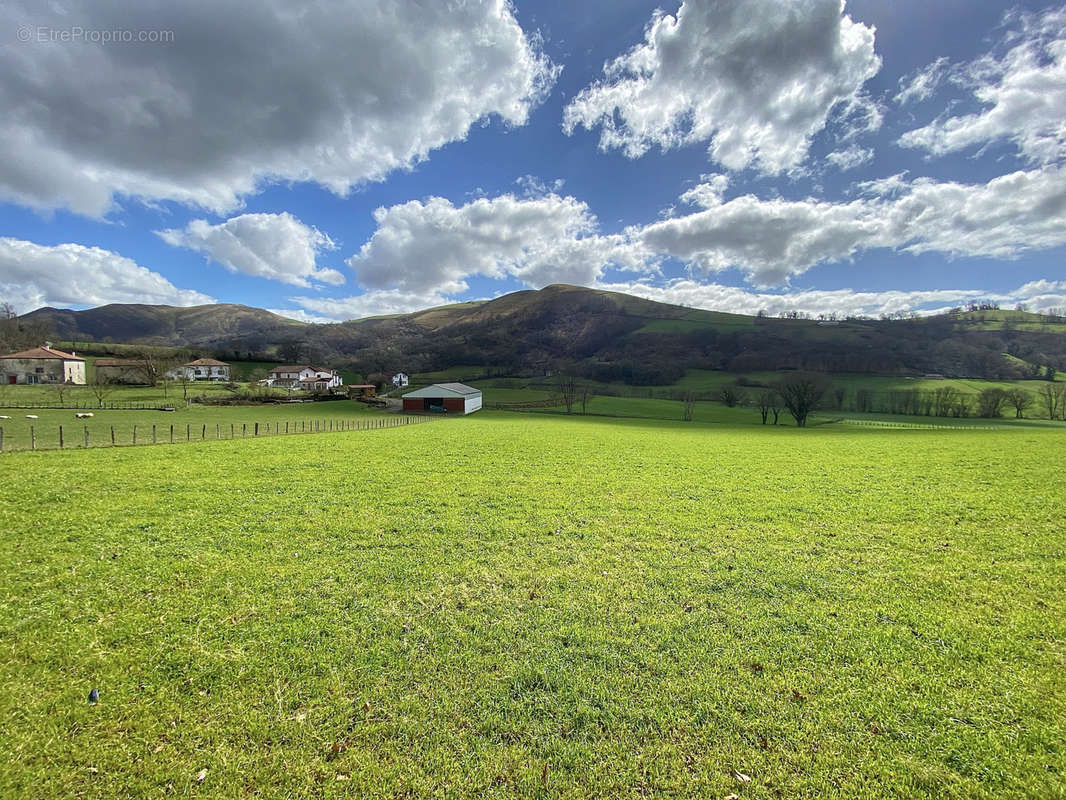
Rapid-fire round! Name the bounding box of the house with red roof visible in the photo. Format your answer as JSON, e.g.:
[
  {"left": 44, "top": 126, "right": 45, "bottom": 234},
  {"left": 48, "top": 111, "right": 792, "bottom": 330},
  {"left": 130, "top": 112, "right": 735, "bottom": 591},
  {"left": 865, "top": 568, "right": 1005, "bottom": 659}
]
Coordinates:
[{"left": 0, "top": 343, "right": 85, "bottom": 385}]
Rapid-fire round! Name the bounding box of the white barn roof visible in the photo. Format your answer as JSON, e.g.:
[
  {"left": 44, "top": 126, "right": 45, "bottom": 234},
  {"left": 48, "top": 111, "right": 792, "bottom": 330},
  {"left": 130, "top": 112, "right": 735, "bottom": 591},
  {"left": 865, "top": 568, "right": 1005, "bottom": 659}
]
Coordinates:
[{"left": 402, "top": 382, "right": 481, "bottom": 398}]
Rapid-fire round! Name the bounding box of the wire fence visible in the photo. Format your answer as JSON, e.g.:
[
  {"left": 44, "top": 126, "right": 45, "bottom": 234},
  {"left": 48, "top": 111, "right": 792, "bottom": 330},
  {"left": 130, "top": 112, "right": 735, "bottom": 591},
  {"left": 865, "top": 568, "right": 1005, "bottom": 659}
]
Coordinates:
[
  {"left": 836, "top": 418, "right": 1003, "bottom": 431},
  {"left": 0, "top": 400, "right": 179, "bottom": 410},
  {"left": 0, "top": 414, "right": 433, "bottom": 453}
]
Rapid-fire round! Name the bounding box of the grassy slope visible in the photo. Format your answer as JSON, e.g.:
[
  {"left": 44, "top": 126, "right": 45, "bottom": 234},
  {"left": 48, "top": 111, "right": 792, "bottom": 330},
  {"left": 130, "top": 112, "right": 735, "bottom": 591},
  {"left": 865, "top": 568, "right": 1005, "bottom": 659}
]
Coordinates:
[{"left": 1, "top": 413, "right": 1064, "bottom": 798}]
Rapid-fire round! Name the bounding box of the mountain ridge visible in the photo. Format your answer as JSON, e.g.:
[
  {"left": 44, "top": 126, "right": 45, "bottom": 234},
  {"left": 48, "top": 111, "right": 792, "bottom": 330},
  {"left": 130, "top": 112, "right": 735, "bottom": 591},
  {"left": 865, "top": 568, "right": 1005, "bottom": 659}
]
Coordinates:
[{"left": 13, "top": 285, "right": 1066, "bottom": 382}]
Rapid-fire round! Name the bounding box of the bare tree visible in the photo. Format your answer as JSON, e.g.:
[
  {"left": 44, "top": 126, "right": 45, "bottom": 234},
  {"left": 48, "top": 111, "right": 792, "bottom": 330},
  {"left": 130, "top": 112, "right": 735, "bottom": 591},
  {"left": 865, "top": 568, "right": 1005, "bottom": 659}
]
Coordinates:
[
  {"left": 1037, "top": 383, "right": 1061, "bottom": 420},
  {"left": 174, "top": 368, "right": 193, "bottom": 401},
  {"left": 932, "top": 386, "right": 959, "bottom": 417},
  {"left": 951, "top": 395, "right": 973, "bottom": 418},
  {"left": 681, "top": 391, "right": 696, "bottom": 422},
  {"left": 133, "top": 349, "right": 176, "bottom": 387},
  {"left": 89, "top": 372, "right": 113, "bottom": 408},
  {"left": 50, "top": 382, "right": 68, "bottom": 406},
  {"left": 580, "top": 385, "right": 593, "bottom": 414},
  {"left": 557, "top": 374, "right": 578, "bottom": 414},
  {"left": 774, "top": 373, "right": 830, "bottom": 427},
  {"left": 1005, "top": 388, "right": 1033, "bottom": 419},
  {"left": 976, "top": 387, "right": 1008, "bottom": 418},
  {"left": 755, "top": 389, "right": 779, "bottom": 425}
]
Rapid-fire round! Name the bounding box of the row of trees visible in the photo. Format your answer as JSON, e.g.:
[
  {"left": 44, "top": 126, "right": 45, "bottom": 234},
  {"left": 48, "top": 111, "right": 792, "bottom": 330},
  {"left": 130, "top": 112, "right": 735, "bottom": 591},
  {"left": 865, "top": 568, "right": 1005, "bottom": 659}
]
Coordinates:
[
  {"left": 714, "top": 374, "right": 829, "bottom": 426},
  {"left": 742, "top": 380, "right": 1066, "bottom": 422},
  {"left": 722, "top": 380, "right": 1066, "bottom": 421},
  {"left": 554, "top": 369, "right": 1066, "bottom": 425}
]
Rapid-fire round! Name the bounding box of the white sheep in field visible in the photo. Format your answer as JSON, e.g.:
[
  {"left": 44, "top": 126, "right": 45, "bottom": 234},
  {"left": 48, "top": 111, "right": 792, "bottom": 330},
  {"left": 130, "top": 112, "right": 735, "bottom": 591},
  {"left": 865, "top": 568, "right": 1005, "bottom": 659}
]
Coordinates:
[
  {"left": 75, "top": 412, "right": 94, "bottom": 418},
  {"left": 0, "top": 415, "right": 10, "bottom": 419},
  {"left": 25, "top": 414, "right": 38, "bottom": 419}
]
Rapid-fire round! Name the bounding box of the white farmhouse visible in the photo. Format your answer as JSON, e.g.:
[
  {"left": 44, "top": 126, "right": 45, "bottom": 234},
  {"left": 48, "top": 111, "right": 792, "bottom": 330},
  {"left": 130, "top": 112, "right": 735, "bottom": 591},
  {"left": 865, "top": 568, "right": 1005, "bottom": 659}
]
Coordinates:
[
  {"left": 391, "top": 371, "right": 410, "bottom": 388},
  {"left": 169, "top": 358, "right": 230, "bottom": 381},
  {"left": 267, "top": 365, "right": 343, "bottom": 391}
]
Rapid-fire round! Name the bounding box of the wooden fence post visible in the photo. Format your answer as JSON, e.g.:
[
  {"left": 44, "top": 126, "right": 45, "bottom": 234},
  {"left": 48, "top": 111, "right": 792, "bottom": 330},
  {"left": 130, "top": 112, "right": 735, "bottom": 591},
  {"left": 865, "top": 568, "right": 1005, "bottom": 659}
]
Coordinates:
[
  {"left": 111, "top": 426, "right": 115, "bottom": 446},
  {"left": 152, "top": 425, "right": 156, "bottom": 444},
  {"left": 230, "top": 423, "right": 234, "bottom": 438},
  {"left": 242, "top": 423, "right": 246, "bottom": 437},
  {"left": 202, "top": 424, "right": 206, "bottom": 440},
  {"left": 0, "top": 426, "right": 3, "bottom": 452},
  {"left": 133, "top": 424, "right": 137, "bottom": 445},
  {"left": 170, "top": 425, "right": 174, "bottom": 444},
  {"left": 216, "top": 424, "right": 220, "bottom": 439},
  {"left": 84, "top": 426, "right": 89, "bottom": 449},
  {"left": 59, "top": 425, "right": 64, "bottom": 449},
  {"left": 255, "top": 422, "right": 259, "bottom": 436},
  {"left": 186, "top": 424, "right": 190, "bottom": 441}
]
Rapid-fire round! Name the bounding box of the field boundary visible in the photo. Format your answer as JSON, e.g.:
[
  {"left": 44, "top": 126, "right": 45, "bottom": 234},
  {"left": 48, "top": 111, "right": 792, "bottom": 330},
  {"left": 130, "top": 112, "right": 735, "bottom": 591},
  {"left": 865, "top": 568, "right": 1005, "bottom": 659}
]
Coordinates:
[
  {"left": 0, "top": 414, "right": 434, "bottom": 453},
  {"left": 0, "top": 400, "right": 179, "bottom": 410},
  {"left": 837, "top": 418, "right": 1002, "bottom": 430}
]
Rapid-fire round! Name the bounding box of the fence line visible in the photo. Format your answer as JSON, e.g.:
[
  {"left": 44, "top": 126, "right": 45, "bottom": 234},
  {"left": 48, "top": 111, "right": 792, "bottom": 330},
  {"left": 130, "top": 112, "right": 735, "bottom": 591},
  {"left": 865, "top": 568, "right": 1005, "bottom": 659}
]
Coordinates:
[
  {"left": 0, "top": 414, "right": 435, "bottom": 453},
  {"left": 0, "top": 400, "right": 183, "bottom": 411},
  {"left": 838, "top": 418, "right": 1000, "bottom": 431}
]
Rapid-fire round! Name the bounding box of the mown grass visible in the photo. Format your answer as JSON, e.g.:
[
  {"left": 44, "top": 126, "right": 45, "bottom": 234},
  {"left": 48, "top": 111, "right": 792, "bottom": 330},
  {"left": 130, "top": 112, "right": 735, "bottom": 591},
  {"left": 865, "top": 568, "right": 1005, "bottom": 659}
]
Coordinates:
[
  {"left": 0, "top": 384, "right": 389, "bottom": 451},
  {"left": 1, "top": 413, "right": 1063, "bottom": 798},
  {"left": 0, "top": 396, "right": 379, "bottom": 451}
]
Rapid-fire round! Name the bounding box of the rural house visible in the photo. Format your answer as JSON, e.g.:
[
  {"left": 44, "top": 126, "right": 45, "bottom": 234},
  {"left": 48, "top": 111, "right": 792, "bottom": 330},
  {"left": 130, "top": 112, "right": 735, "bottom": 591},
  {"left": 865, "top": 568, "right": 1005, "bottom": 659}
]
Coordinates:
[
  {"left": 266, "top": 365, "right": 343, "bottom": 390},
  {"left": 402, "top": 382, "right": 482, "bottom": 414},
  {"left": 170, "top": 358, "right": 230, "bottom": 381},
  {"left": 391, "top": 371, "right": 409, "bottom": 388},
  {"left": 0, "top": 344, "right": 85, "bottom": 385},
  {"left": 94, "top": 358, "right": 150, "bottom": 384},
  {"left": 297, "top": 373, "right": 343, "bottom": 393}
]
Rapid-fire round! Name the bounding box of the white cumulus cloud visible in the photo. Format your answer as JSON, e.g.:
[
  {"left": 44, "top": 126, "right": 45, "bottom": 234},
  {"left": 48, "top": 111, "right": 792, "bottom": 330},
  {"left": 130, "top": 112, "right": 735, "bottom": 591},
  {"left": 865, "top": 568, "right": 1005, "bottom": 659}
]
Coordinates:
[
  {"left": 899, "top": 6, "right": 1066, "bottom": 164},
  {"left": 0, "top": 237, "right": 213, "bottom": 314},
  {"left": 562, "top": 0, "right": 881, "bottom": 174},
  {"left": 638, "top": 165, "right": 1066, "bottom": 285},
  {"left": 346, "top": 194, "right": 644, "bottom": 296},
  {"left": 0, "top": 0, "right": 557, "bottom": 217},
  {"left": 596, "top": 278, "right": 1066, "bottom": 319},
  {"left": 158, "top": 213, "right": 343, "bottom": 288},
  {"left": 289, "top": 290, "right": 460, "bottom": 321}
]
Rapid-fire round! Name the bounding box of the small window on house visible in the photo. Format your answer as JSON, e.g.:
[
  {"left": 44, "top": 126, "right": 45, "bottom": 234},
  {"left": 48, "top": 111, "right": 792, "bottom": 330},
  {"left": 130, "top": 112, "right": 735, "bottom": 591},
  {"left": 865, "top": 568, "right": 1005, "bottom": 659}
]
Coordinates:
[{"left": 35, "top": 367, "right": 44, "bottom": 373}]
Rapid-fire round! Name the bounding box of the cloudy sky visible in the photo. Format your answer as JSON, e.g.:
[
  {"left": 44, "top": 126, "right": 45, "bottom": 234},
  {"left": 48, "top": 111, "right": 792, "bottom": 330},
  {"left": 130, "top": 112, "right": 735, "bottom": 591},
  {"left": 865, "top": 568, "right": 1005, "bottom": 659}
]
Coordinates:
[{"left": 1, "top": 0, "right": 1065, "bottom": 321}]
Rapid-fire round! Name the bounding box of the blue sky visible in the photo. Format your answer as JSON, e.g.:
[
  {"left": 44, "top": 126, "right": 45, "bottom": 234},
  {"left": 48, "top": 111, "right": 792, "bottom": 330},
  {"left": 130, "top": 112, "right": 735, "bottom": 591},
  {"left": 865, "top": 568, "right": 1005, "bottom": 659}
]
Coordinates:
[{"left": 1, "top": 0, "right": 1064, "bottom": 321}]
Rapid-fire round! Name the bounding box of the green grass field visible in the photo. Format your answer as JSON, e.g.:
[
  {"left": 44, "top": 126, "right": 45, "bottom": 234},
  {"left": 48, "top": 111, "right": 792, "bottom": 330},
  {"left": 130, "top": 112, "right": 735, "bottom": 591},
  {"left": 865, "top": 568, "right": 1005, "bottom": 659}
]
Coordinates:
[
  {"left": 0, "top": 383, "right": 394, "bottom": 451},
  {"left": 3, "top": 375, "right": 1063, "bottom": 453},
  {"left": 1, "top": 412, "right": 1063, "bottom": 798}
]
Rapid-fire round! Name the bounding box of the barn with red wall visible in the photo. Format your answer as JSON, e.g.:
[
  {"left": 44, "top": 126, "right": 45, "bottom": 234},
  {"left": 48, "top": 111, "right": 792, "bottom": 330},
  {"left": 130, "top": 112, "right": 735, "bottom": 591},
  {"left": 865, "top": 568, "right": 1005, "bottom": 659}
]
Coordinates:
[{"left": 401, "top": 382, "right": 483, "bottom": 414}]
